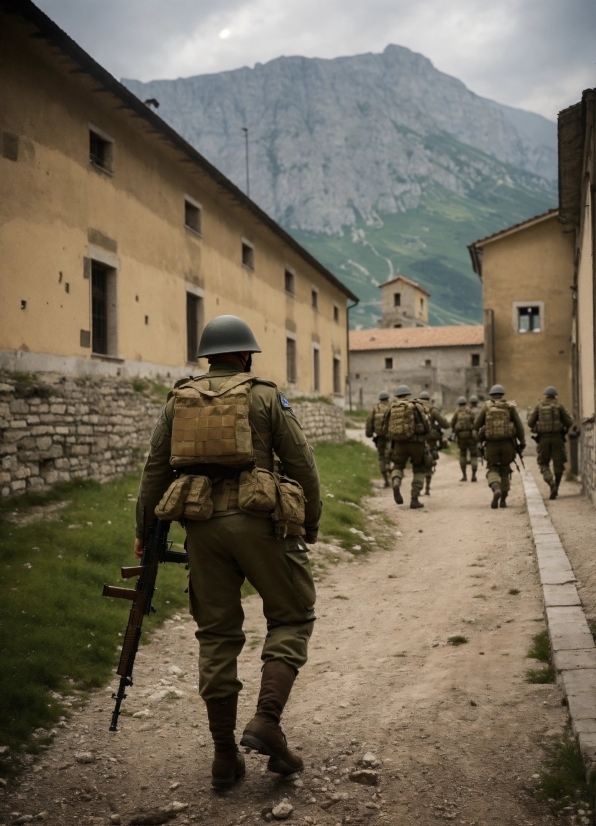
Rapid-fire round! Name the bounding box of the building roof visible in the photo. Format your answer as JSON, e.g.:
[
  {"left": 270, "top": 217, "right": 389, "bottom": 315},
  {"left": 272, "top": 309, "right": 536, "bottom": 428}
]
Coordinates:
[
  {"left": 2, "top": 0, "right": 359, "bottom": 304},
  {"left": 379, "top": 275, "right": 431, "bottom": 297},
  {"left": 467, "top": 209, "right": 559, "bottom": 278},
  {"left": 350, "top": 325, "right": 484, "bottom": 351}
]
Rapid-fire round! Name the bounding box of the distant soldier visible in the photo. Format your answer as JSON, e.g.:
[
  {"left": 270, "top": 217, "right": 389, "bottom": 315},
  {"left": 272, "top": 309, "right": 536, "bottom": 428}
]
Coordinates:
[
  {"left": 469, "top": 395, "right": 481, "bottom": 412},
  {"left": 385, "top": 385, "right": 431, "bottom": 509},
  {"left": 474, "top": 384, "right": 526, "bottom": 509},
  {"left": 527, "top": 386, "right": 573, "bottom": 499},
  {"left": 365, "top": 391, "right": 392, "bottom": 487},
  {"left": 451, "top": 396, "right": 479, "bottom": 482},
  {"left": 418, "top": 391, "right": 449, "bottom": 495}
]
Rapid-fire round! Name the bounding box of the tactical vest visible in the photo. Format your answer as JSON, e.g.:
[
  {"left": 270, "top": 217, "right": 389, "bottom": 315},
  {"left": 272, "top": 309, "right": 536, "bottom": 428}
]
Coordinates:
[
  {"left": 535, "top": 399, "right": 563, "bottom": 433},
  {"left": 373, "top": 402, "right": 391, "bottom": 435},
  {"left": 484, "top": 400, "right": 515, "bottom": 441},
  {"left": 387, "top": 399, "right": 430, "bottom": 441},
  {"left": 454, "top": 407, "right": 475, "bottom": 434}
]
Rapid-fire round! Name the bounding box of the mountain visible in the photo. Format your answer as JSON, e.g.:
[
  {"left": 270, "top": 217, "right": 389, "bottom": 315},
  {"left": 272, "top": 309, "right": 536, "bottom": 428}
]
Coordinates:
[{"left": 124, "top": 45, "right": 557, "bottom": 326}]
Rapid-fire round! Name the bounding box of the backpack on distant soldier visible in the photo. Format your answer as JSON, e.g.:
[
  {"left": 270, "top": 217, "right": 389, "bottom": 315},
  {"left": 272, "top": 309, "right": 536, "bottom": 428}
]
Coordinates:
[
  {"left": 535, "top": 399, "right": 563, "bottom": 434},
  {"left": 484, "top": 400, "right": 515, "bottom": 441},
  {"left": 373, "top": 402, "right": 390, "bottom": 435},
  {"left": 454, "top": 406, "right": 476, "bottom": 434},
  {"left": 387, "top": 400, "right": 430, "bottom": 441}
]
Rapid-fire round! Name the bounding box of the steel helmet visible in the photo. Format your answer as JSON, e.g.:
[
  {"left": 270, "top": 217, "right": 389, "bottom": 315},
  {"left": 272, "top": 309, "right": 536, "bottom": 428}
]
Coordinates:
[
  {"left": 470, "top": 395, "right": 479, "bottom": 404},
  {"left": 378, "top": 391, "right": 390, "bottom": 400},
  {"left": 197, "top": 315, "right": 262, "bottom": 358},
  {"left": 543, "top": 386, "right": 558, "bottom": 397},
  {"left": 395, "top": 385, "right": 412, "bottom": 397},
  {"left": 489, "top": 384, "right": 505, "bottom": 396},
  {"left": 457, "top": 396, "right": 467, "bottom": 405},
  {"left": 418, "top": 391, "right": 431, "bottom": 400}
]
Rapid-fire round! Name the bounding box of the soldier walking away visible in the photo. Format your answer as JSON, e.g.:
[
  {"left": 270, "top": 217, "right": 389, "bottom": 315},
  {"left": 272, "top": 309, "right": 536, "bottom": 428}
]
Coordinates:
[
  {"left": 134, "top": 315, "right": 321, "bottom": 789},
  {"left": 418, "top": 391, "right": 449, "bottom": 495},
  {"left": 469, "top": 394, "right": 481, "bottom": 412},
  {"left": 474, "top": 384, "right": 526, "bottom": 509},
  {"left": 385, "top": 385, "right": 431, "bottom": 509},
  {"left": 451, "top": 397, "right": 479, "bottom": 482},
  {"left": 365, "top": 391, "right": 392, "bottom": 487},
  {"left": 527, "top": 386, "right": 574, "bottom": 500}
]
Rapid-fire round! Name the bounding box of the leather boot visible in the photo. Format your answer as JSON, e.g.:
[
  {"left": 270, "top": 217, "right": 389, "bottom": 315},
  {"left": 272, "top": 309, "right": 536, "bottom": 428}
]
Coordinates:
[
  {"left": 471, "top": 468, "right": 477, "bottom": 482},
  {"left": 549, "top": 480, "right": 558, "bottom": 500},
  {"left": 424, "top": 477, "right": 431, "bottom": 495},
  {"left": 410, "top": 492, "right": 424, "bottom": 509},
  {"left": 499, "top": 491, "right": 508, "bottom": 508},
  {"left": 205, "top": 694, "right": 245, "bottom": 789},
  {"left": 392, "top": 478, "right": 403, "bottom": 505},
  {"left": 551, "top": 472, "right": 563, "bottom": 499},
  {"left": 382, "top": 471, "right": 390, "bottom": 488},
  {"left": 460, "top": 466, "right": 467, "bottom": 481},
  {"left": 490, "top": 483, "right": 501, "bottom": 509},
  {"left": 240, "top": 660, "right": 303, "bottom": 775}
]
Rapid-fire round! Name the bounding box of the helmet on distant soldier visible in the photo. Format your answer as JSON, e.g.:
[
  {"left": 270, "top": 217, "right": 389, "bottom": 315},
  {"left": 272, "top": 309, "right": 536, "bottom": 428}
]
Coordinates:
[
  {"left": 470, "top": 395, "right": 479, "bottom": 404},
  {"left": 395, "top": 385, "right": 412, "bottom": 398},
  {"left": 489, "top": 384, "right": 505, "bottom": 397},
  {"left": 457, "top": 396, "right": 467, "bottom": 405},
  {"left": 378, "top": 391, "right": 390, "bottom": 400},
  {"left": 418, "top": 391, "right": 431, "bottom": 400},
  {"left": 197, "top": 315, "right": 262, "bottom": 358},
  {"left": 543, "top": 386, "right": 558, "bottom": 397}
]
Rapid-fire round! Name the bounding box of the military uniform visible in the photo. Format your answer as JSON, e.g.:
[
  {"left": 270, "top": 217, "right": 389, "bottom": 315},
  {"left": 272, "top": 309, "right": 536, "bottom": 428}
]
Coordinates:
[
  {"left": 419, "top": 399, "right": 449, "bottom": 494},
  {"left": 386, "top": 386, "right": 430, "bottom": 509},
  {"left": 474, "top": 389, "right": 525, "bottom": 508},
  {"left": 527, "top": 392, "right": 573, "bottom": 499},
  {"left": 365, "top": 396, "right": 392, "bottom": 486},
  {"left": 451, "top": 402, "right": 480, "bottom": 481}
]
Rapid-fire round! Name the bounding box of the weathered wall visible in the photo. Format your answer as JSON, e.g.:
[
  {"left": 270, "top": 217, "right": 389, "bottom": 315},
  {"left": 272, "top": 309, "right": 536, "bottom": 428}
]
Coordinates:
[
  {"left": 379, "top": 279, "right": 429, "bottom": 328},
  {"left": 0, "top": 374, "right": 344, "bottom": 498},
  {"left": 580, "top": 424, "right": 596, "bottom": 507}
]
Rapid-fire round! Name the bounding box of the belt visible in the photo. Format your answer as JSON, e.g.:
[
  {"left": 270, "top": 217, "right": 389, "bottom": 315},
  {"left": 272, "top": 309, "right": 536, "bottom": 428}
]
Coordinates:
[{"left": 178, "top": 463, "right": 242, "bottom": 480}]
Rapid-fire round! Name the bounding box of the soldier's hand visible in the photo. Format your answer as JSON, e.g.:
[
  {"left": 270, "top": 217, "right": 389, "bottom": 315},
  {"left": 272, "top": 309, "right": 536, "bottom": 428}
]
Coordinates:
[
  {"left": 134, "top": 538, "right": 144, "bottom": 559},
  {"left": 304, "top": 533, "right": 318, "bottom": 545}
]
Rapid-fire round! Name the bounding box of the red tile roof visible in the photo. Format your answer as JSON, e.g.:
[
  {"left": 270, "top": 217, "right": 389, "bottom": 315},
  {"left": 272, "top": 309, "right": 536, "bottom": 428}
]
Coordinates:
[
  {"left": 350, "top": 325, "right": 484, "bottom": 351},
  {"left": 379, "top": 275, "right": 431, "bottom": 296}
]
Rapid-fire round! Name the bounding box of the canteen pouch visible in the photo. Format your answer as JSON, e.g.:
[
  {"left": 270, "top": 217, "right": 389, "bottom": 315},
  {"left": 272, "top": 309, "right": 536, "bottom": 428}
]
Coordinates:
[
  {"left": 238, "top": 467, "right": 277, "bottom": 517},
  {"left": 273, "top": 476, "right": 306, "bottom": 538},
  {"left": 183, "top": 475, "right": 214, "bottom": 521},
  {"left": 155, "top": 475, "right": 191, "bottom": 520}
]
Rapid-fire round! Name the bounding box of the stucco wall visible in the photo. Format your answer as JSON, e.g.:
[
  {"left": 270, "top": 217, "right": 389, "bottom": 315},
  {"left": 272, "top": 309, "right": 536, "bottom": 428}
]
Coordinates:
[{"left": 379, "top": 280, "right": 428, "bottom": 328}]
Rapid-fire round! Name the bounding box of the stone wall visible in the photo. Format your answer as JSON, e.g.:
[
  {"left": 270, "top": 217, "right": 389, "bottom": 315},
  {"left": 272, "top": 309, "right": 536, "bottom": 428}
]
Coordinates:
[
  {"left": 580, "top": 420, "right": 596, "bottom": 507},
  {"left": 0, "top": 374, "right": 344, "bottom": 498}
]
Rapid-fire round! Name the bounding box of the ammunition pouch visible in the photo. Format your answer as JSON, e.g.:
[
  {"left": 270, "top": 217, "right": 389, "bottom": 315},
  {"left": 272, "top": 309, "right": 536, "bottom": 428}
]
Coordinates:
[
  {"left": 238, "top": 467, "right": 277, "bottom": 518},
  {"left": 273, "top": 476, "right": 306, "bottom": 538},
  {"left": 155, "top": 475, "right": 214, "bottom": 521}
]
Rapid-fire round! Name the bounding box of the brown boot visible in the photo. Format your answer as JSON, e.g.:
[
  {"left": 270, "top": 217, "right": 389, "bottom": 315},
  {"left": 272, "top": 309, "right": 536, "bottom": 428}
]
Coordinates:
[
  {"left": 424, "top": 477, "right": 431, "bottom": 496},
  {"left": 410, "top": 493, "right": 424, "bottom": 509},
  {"left": 499, "top": 492, "right": 508, "bottom": 508},
  {"left": 240, "top": 660, "right": 303, "bottom": 775},
  {"left": 471, "top": 468, "right": 477, "bottom": 482},
  {"left": 490, "top": 483, "right": 501, "bottom": 509},
  {"left": 549, "top": 481, "right": 558, "bottom": 500},
  {"left": 205, "top": 694, "right": 245, "bottom": 789},
  {"left": 460, "top": 466, "right": 467, "bottom": 482},
  {"left": 382, "top": 471, "right": 390, "bottom": 488},
  {"left": 392, "top": 479, "right": 403, "bottom": 505}
]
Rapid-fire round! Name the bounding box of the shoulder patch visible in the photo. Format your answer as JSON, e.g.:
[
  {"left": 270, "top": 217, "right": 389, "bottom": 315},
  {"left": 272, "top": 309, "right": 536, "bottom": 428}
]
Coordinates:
[{"left": 279, "top": 392, "right": 293, "bottom": 411}]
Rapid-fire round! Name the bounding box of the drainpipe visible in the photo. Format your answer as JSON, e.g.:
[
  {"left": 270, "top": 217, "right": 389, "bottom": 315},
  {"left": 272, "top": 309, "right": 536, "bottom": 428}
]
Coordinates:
[{"left": 346, "top": 299, "right": 359, "bottom": 411}]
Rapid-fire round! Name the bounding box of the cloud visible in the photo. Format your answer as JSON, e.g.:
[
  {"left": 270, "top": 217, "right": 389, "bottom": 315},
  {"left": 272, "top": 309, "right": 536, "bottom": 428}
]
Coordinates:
[{"left": 36, "top": 0, "right": 595, "bottom": 118}]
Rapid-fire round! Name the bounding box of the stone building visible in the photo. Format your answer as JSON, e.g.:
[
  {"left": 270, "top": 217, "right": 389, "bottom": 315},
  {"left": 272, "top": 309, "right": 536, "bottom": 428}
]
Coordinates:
[
  {"left": 349, "top": 325, "right": 484, "bottom": 410},
  {"left": 377, "top": 275, "right": 429, "bottom": 328},
  {"left": 468, "top": 209, "right": 574, "bottom": 410},
  {"left": 0, "top": 0, "right": 357, "bottom": 403}
]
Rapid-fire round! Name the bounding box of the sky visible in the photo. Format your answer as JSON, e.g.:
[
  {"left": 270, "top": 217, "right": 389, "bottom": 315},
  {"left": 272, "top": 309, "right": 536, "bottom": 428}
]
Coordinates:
[{"left": 36, "top": 0, "right": 595, "bottom": 121}]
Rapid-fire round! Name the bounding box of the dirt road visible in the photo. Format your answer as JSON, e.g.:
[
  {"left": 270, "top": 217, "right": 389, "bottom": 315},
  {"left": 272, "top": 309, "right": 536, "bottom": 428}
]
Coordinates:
[{"left": 1, "top": 453, "right": 573, "bottom": 826}]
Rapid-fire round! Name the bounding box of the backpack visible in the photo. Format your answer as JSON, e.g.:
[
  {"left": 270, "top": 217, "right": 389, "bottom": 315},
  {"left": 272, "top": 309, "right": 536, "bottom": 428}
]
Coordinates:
[
  {"left": 454, "top": 407, "right": 475, "bottom": 434},
  {"left": 373, "top": 402, "right": 390, "bottom": 435},
  {"left": 484, "top": 400, "right": 515, "bottom": 441},
  {"left": 536, "top": 400, "right": 563, "bottom": 434},
  {"left": 387, "top": 400, "right": 430, "bottom": 441}
]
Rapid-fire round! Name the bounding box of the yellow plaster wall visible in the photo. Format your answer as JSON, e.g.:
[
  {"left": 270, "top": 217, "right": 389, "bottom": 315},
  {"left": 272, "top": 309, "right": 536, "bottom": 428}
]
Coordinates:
[{"left": 577, "top": 187, "right": 595, "bottom": 419}]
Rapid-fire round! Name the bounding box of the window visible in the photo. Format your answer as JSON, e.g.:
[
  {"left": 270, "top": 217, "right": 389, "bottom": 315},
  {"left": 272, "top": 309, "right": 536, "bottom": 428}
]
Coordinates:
[
  {"left": 385, "top": 357, "right": 393, "bottom": 370},
  {"left": 284, "top": 269, "right": 295, "bottom": 296},
  {"left": 471, "top": 353, "right": 480, "bottom": 367},
  {"left": 186, "top": 293, "right": 203, "bottom": 362},
  {"left": 184, "top": 198, "right": 202, "bottom": 235},
  {"left": 333, "top": 357, "right": 341, "bottom": 395},
  {"left": 394, "top": 323, "right": 402, "bottom": 328},
  {"left": 420, "top": 298, "right": 424, "bottom": 310},
  {"left": 242, "top": 240, "right": 254, "bottom": 270},
  {"left": 311, "top": 289, "right": 319, "bottom": 310},
  {"left": 517, "top": 305, "right": 541, "bottom": 333},
  {"left": 91, "top": 261, "right": 117, "bottom": 355},
  {"left": 333, "top": 304, "right": 340, "bottom": 324},
  {"left": 286, "top": 337, "right": 297, "bottom": 383},
  {"left": 89, "top": 127, "right": 113, "bottom": 173},
  {"left": 313, "top": 346, "right": 320, "bottom": 392},
  {"left": 425, "top": 359, "right": 432, "bottom": 367},
  {"left": 394, "top": 293, "right": 401, "bottom": 307}
]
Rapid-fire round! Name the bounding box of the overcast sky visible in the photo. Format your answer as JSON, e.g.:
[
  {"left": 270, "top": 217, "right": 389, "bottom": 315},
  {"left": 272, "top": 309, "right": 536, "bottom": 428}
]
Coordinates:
[{"left": 36, "top": 0, "right": 595, "bottom": 121}]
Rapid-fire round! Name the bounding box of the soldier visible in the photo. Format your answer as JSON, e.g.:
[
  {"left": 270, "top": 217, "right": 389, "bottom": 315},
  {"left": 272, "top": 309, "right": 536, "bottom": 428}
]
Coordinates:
[
  {"left": 527, "top": 386, "right": 574, "bottom": 499},
  {"left": 451, "top": 396, "right": 479, "bottom": 482},
  {"left": 365, "top": 391, "right": 392, "bottom": 487},
  {"left": 469, "top": 394, "right": 481, "bottom": 412},
  {"left": 386, "top": 385, "right": 430, "bottom": 509},
  {"left": 474, "top": 384, "right": 525, "bottom": 509},
  {"left": 134, "top": 315, "right": 321, "bottom": 789},
  {"left": 418, "top": 391, "right": 449, "bottom": 495}
]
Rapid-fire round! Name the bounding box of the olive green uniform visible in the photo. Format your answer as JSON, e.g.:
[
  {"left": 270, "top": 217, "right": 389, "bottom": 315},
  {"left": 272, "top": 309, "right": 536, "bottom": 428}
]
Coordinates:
[
  {"left": 135, "top": 363, "right": 321, "bottom": 701},
  {"left": 365, "top": 401, "right": 391, "bottom": 480},
  {"left": 421, "top": 402, "right": 449, "bottom": 484},
  {"left": 389, "top": 437, "right": 427, "bottom": 497},
  {"left": 451, "top": 406, "right": 480, "bottom": 474},
  {"left": 474, "top": 402, "right": 525, "bottom": 494},
  {"left": 527, "top": 400, "right": 573, "bottom": 487}
]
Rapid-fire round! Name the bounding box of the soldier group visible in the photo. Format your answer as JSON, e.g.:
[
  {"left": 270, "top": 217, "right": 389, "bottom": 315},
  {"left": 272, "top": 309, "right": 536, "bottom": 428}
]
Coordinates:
[{"left": 366, "top": 383, "right": 574, "bottom": 510}]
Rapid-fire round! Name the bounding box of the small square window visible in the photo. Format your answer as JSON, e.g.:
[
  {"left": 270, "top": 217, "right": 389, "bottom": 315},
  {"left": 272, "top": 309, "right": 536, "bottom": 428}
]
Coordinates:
[
  {"left": 333, "top": 304, "right": 339, "bottom": 323},
  {"left": 471, "top": 353, "right": 480, "bottom": 367},
  {"left": 185, "top": 199, "right": 202, "bottom": 234},
  {"left": 394, "top": 293, "right": 401, "bottom": 307},
  {"left": 285, "top": 269, "right": 295, "bottom": 296},
  {"left": 517, "top": 305, "right": 541, "bottom": 333},
  {"left": 89, "top": 128, "right": 113, "bottom": 173},
  {"left": 311, "top": 289, "right": 319, "bottom": 310},
  {"left": 394, "top": 323, "right": 402, "bottom": 328},
  {"left": 425, "top": 359, "right": 432, "bottom": 367},
  {"left": 385, "top": 357, "right": 393, "bottom": 370},
  {"left": 242, "top": 241, "right": 254, "bottom": 270}
]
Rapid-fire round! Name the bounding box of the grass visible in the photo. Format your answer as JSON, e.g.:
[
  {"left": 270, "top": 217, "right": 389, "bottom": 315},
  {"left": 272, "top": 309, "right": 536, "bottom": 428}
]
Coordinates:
[
  {"left": 509, "top": 588, "right": 520, "bottom": 595},
  {"left": 526, "top": 629, "right": 555, "bottom": 683},
  {"left": 526, "top": 666, "right": 556, "bottom": 684},
  {"left": 536, "top": 730, "right": 596, "bottom": 814},
  {"left": 447, "top": 635, "right": 468, "bottom": 646}
]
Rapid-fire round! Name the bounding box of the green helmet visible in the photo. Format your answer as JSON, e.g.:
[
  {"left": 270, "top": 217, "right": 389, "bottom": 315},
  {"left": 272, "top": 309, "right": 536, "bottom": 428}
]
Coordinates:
[
  {"left": 418, "top": 391, "right": 431, "bottom": 400},
  {"left": 470, "top": 395, "right": 479, "bottom": 404},
  {"left": 489, "top": 384, "right": 505, "bottom": 396},
  {"left": 395, "top": 385, "right": 412, "bottom": 397},
  {"left": 457, "top": 396, "right": 467, "bottom": 405},
  {"left": 543, "top": 386, "right": 558, "bottom": 397},
  {"left": 197, "top": 315, "right": 262, "bottom": 358},
  {"left": 378, "top": 391, "right": 390, "bottom": 400}
]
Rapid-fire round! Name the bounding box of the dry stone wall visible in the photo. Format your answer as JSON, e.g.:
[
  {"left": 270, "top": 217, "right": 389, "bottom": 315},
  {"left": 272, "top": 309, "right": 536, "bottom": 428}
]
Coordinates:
[
  {"left": 0, "top": 374, "right": 345, "bottom": 498},
  {"left": 580, "top": 422, "right": 596, "bottom": 507}
]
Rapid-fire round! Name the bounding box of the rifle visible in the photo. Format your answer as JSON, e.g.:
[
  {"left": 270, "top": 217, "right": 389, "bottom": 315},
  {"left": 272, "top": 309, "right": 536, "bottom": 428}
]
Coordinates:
[
  {"left": 513, "top": 439, "right": 525, "bottom": 470},
  {"left": 102, "top": 518, "right": 188, "bottom": 731}
]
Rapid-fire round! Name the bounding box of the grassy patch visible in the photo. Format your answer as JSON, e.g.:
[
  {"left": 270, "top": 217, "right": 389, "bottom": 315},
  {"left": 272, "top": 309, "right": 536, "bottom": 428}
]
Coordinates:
[
  {"left": 536, "top": 730, "right": 596, "bottom": 814},
  {"left": 447, "top": 635, "right": 468, "bottom": 646},
  {"left": 526, "top": 666, "right": 556, "bottom": 684},
  {"left": 509, "top": 588, "right": 520, "bottom": 595},
  {"left": 528, "top": 630, "right": 551, "bottom": 663}
]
